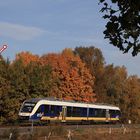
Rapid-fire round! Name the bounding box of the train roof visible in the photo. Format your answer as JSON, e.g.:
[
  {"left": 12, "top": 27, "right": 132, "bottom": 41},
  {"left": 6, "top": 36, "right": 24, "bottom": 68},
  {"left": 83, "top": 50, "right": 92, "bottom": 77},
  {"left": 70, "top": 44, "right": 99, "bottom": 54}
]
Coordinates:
[
  {"left": 25, "top": 98, "right": 42, "bottom": 103},
  {"left": 24, "top": 98, "right": 120, "bottom": 110}
]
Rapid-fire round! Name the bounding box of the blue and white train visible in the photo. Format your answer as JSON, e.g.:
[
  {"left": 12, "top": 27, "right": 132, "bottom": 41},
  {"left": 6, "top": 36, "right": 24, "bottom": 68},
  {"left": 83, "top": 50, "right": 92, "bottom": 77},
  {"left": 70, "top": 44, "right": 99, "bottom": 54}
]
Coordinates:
[{"left": 19, "top": 98, "right": 121, "bottom": 124}]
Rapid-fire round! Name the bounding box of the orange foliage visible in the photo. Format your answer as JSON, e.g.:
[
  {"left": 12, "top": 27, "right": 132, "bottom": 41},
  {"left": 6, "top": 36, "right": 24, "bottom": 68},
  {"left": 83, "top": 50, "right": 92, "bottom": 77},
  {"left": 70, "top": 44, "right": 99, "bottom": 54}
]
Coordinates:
[
  {"left": 15, "top": 51, "right": 39, "bottom": 65},
  {"left": 40, "top": 49, "right": 96, "bottom": 103},
  {"left": 14, "top": 49, "right": 96, "bottom": 103}
]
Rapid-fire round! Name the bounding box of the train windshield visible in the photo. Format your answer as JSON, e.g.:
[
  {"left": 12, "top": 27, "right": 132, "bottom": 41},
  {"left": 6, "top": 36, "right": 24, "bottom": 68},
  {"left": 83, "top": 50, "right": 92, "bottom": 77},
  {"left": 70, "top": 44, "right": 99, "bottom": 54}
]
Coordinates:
[{"left": 21, "top": 102, "right": 36, "bottom": 113}]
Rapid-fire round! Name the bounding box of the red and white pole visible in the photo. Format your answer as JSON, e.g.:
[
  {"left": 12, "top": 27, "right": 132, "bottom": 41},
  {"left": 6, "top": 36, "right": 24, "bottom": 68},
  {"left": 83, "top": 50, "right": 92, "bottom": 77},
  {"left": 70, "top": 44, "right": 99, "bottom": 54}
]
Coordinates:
[{"left": 0, "top": 45, "right": 8, "bottom": 54}]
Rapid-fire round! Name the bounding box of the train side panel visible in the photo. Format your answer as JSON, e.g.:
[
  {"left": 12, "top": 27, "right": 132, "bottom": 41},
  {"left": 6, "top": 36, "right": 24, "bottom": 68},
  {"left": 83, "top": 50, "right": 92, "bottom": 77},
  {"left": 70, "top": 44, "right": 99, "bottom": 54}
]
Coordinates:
[{"left": 19, "top": 99, "right": 121, "bottom": 124}]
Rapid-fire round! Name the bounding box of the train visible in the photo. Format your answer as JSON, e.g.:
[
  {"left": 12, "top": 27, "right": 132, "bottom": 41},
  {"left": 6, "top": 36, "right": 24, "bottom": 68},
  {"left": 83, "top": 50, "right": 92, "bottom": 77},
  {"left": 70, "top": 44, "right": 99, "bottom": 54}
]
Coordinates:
[{"left": 19, "top": 98, "right": 121, "bottom": 124}]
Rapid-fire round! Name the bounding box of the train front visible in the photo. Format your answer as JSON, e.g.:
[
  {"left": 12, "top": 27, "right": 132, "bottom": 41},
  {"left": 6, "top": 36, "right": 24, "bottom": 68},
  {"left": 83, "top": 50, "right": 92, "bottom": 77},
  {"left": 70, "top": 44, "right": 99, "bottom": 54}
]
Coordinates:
[{"left": 18, "top": 99, "right": 37, "bottom": 121}]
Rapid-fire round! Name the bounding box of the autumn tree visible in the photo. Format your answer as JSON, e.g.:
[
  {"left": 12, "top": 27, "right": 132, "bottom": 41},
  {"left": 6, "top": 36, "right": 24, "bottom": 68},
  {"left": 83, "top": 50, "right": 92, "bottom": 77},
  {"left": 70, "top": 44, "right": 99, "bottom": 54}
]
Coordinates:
[
  {"left": 122, "top": 76, "right": 140, "bottom": 123},
  {"left": 100, "top": 64, "right": 140, "bottom": 123},
  {"left": 74, "top": 46, "right": 105, "bottom": 102},
  {"left": 74, "top": 46, "right": 140, "bottom": 123},
  {"left": 15, "top": 51, "right": 39, "bottom": 65},
  {"left": 1, "top": 48, "right": 140, "bottom": 124},
  {"left": 40, "top": 48, "right": 96, "bottom": 102},
  {"left": 99, "top": 0, "right": 140, "bottom": 56}
]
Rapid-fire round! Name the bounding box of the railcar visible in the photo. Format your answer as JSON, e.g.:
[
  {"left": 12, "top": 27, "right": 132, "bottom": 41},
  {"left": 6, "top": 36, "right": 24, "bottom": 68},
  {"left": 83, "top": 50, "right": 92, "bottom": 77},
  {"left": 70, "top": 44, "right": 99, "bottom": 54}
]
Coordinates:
[{"left": 19, "top": 98, "right": 121, "bottom": 124}]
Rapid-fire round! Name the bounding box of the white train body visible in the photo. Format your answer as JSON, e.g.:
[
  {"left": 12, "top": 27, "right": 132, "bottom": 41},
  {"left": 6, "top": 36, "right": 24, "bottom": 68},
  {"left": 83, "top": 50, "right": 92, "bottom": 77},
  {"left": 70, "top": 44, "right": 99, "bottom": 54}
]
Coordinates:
[{"left": 19, "top": 98, "right": 121, "bottom": 123}]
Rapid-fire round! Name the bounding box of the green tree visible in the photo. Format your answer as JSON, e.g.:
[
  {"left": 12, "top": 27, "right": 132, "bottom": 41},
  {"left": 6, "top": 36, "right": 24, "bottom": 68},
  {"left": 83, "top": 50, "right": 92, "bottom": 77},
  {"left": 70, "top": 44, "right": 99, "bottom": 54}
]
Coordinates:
[
  {"left": 0, "top": 56, "right": 18, "bottom": 124},
  {"left": 99, "top": 0, "right": 140, "bottom": 56},
  {"left": 10, "top": 59, "right": 29, "bottom": 101},
  {"left": 0, "top": 54, "right": 53, "bottom": 124},
  {"left": 25, "top": 62, "right": 52, "bottom": 98},
  {"left": 103, "top": 65, "right": 127, "bottom": 106},
  {"left": 13, "top": 52, "right": 52, "bottom": 99}
]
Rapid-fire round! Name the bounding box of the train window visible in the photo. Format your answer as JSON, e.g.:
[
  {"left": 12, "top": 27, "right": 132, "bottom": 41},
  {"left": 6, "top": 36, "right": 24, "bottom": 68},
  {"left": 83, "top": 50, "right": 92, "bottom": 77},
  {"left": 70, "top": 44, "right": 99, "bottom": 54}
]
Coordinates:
[
  {"left": 94, "top": 109, "right": 106, "bottom": 117},
  {"left": 100, "top": 109, "right": 106, "bottom": 117},
  {"left": 36, "top": 105, "right": 42, "bottom": 113},
  {"left": 67, "top": 107, "right": 82, "bottom": 117},
  {"left": 81, "top": 108, "right": 87, "bottom": 117},
  {"left": 109, "top": 110, "right": 117, "bottom": 118},
  {"left": 43, "top": 105, "right": 62, "bottom": 116},
  {"left": 76, "top": 107, "right": 81, "bottom": 117},
  {"left": 44, "top": 105, "right": 49, "bottom": 114},
  {"left": 94, "top": 109, "right": 98, "bottom": 117},
  {"left": 45, "top": 105, "right": 62, "bottom": 117},
  {"left": 89, "top": 108, "right": 94, "bottom": 117},
  {"left": 50, "top": 105, "right": 55, "bottom": 114},
  {"left": 55, "top": 106, "right": 62, "bottom": 116},
  {"left": 21, "top": 102, "right": 36, "bottom": 113},
  {"left": 116, "top": 110, "right": 121, "bottom": 117},
  {"left": 72, "top": 107, "right": 77, "bottom": 117},
  {"left": 67, "top": 107, "right": 72, "bottom": 117},
  {"left": 110, "top": 110, "right": 121, "bottom": 118}
]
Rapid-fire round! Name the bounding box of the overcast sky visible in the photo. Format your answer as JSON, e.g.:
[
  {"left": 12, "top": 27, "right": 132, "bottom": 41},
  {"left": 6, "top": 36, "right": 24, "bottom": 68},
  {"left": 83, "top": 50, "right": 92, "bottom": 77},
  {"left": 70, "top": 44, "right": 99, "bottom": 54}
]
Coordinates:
[{"left": 0, "top": 0, "right": 140, "bottom": 76}]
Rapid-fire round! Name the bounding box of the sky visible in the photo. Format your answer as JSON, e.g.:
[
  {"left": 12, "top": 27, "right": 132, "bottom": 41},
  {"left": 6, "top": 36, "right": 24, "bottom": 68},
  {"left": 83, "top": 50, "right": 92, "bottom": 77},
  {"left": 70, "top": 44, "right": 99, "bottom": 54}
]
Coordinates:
[{"left": 0, "top": 0, "right": 140, "bottom": 77}]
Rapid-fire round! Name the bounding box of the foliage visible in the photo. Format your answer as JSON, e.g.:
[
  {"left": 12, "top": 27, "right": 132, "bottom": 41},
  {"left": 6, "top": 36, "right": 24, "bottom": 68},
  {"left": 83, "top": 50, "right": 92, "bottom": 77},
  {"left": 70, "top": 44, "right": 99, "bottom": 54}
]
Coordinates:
[
  {"left": 1, "top": 47, "right": 140, "bottom": 124},
  {"left": 0, "top": 49, "right": 96, "bottom": 124},
  {"left": 123, "top": 76, "right": 140, "bottom": 123},
  {"left": 15, "top": 51, "right": 39, "bottom": 65},
  {"left": 74, "top": 46, "right": 105, "bottom": 102},
  {"left": 40, "top": 48, "right": 96, "bottom": 102},
  {"left": 102, "top": 65, "right": 127, "bottom": 105},
  {"left": 99, "top": 0, "right": 140, "bottom": 56},
  {"left": 74, "top": 46, "right": 140, "bottom": 123},
  {"left": 0, "top": 57, "right": 15, "bottom": 123},
  {"left": 0, "top": 54, "right": 52, "bottom": 124}
]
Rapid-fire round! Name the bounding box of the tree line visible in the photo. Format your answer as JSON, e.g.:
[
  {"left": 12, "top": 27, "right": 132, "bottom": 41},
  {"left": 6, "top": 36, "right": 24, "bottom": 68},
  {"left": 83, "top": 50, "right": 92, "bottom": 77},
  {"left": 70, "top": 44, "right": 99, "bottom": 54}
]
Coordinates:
[{"left": 0, "top": 46, "right": 140, "bottom": 124}]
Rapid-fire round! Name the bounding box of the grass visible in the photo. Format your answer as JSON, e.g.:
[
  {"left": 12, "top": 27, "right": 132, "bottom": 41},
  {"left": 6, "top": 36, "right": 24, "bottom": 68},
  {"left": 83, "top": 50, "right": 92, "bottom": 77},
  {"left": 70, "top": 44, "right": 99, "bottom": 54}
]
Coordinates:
[{"left": 1, "top": 125, "right": 140, "bottom": 140}]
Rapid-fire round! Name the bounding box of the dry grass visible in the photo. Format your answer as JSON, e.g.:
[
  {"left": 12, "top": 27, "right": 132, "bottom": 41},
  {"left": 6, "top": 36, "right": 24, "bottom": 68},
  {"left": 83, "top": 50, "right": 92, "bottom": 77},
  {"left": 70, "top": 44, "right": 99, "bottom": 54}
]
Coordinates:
[{"left": 1, "top": 125, "right": 140, "bottom": 140}]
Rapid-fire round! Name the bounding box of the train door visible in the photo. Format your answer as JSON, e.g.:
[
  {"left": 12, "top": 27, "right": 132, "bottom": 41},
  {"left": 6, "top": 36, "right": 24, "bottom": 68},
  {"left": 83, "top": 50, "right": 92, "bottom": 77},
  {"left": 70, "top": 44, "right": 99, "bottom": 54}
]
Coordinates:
[
  {"left": 106, "top": 109, "right": 110, "bottom": 122},
  {"left": 62, "top": 106, "right": 66, "bottom": 122}
]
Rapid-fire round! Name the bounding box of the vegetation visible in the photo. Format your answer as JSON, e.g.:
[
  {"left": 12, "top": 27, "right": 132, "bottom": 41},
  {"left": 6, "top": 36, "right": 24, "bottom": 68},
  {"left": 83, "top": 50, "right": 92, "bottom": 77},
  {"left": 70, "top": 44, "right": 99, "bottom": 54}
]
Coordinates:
[
  {"left": 0, "top": 46, "right": 140, "bottom": 124},
  {"left": 99, "top": 0, "right": 140, "bottom": 56},
  {"left": 1, "top": 126, "right": 140, "bottom": 140},
  {"left": 74, "top": 46, "right": 140, "bottom": 123}
]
